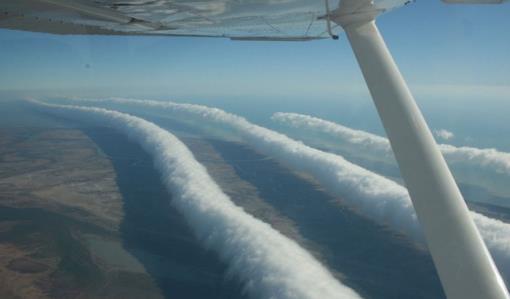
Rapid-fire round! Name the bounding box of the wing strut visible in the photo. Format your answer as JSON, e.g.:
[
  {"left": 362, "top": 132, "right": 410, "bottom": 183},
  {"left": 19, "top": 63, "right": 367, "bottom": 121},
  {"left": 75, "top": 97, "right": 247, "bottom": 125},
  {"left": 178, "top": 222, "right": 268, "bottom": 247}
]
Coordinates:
[
  {"left": 324, "top": 0, "right": 339, "bottom": 40},
  {"left": 336, "top": 17, "right": 509, "bottom": 299}
]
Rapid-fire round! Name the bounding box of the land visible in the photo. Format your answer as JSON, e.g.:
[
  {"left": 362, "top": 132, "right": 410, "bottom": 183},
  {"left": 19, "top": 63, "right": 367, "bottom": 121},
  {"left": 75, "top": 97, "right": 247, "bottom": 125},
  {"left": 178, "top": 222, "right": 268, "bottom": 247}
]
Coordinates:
[
  {"left": 0, "top": 127, "right": 163, "bottom": 299},
  {"left": 0, "top": 126, "right": 312, "bottom": 299},
  {"left": 0, "top": 121, "right": 452, "bottom": 299}
]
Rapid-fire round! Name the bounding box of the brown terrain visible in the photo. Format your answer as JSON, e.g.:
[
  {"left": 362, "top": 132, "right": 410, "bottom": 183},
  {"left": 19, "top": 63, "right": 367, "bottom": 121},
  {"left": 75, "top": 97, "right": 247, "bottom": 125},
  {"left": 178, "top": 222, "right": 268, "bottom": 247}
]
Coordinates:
[
  {"left": 0, "top": 127, "right": 163, "bottom": 299},
  {"left": 0, "top": 125, "right": 320, "bottom": 299}
]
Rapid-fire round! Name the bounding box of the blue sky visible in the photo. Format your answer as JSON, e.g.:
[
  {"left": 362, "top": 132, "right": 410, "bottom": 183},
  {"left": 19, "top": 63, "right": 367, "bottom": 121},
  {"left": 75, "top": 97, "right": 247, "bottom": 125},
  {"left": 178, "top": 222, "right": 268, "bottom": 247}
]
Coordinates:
[{"left": 0, "top": 1, "right": 509, "bottom": 101}]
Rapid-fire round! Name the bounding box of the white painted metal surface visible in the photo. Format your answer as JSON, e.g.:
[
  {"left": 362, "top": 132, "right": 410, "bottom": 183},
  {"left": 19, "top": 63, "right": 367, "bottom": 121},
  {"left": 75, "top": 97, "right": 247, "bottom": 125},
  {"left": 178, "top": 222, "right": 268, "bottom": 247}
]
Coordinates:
[{"left": 341, "top": 19, "right": 509, "bottom": 299}]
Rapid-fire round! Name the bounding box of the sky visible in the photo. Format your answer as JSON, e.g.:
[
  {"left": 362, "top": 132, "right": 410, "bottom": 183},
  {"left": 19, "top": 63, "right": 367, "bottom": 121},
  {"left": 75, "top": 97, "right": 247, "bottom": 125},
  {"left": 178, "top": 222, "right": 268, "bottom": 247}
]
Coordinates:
[
  {"left": 0, "top": 0, "right": 509, "bottom": 150},
  {"left": 0, "top": 1, "right": 509, "bottom": 100}
]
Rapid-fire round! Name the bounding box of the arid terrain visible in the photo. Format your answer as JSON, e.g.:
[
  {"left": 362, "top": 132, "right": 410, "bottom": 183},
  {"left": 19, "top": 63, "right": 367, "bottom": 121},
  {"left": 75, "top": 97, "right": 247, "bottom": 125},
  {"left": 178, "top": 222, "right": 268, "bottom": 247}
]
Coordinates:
[
  {"left": 0, "top": 126, "right": 313, "bottom": 299},
  {"left": 0, "top": 127, "right": 163, "bottom": 299}
]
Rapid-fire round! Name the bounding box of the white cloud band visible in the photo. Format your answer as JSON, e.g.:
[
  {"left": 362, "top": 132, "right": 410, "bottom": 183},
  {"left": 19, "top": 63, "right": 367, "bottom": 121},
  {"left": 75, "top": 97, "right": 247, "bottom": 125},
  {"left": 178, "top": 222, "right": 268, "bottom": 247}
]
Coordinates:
[
  {"left": 49, "top": 97, "right": 510, "bottom": 280},
  {"left": 29, "top": 99, "right": 362, "bottom": 299},
  {"left": 271, "top": 112, "right": 510, "bottom": 175}
]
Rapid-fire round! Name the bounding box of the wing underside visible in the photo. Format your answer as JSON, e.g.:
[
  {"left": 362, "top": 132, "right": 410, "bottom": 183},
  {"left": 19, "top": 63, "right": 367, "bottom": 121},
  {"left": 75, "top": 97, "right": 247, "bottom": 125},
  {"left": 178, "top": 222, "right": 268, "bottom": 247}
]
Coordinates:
[{"left": 0, "top": 0, "right": 410, "bottom": 40}]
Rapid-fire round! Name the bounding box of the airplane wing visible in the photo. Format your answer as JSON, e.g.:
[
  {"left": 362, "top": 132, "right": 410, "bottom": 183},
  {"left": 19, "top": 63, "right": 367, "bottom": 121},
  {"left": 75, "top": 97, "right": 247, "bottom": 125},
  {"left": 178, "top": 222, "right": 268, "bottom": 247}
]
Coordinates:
[{"left": 0, "top": 0, "right": 410, "bottom": 40}]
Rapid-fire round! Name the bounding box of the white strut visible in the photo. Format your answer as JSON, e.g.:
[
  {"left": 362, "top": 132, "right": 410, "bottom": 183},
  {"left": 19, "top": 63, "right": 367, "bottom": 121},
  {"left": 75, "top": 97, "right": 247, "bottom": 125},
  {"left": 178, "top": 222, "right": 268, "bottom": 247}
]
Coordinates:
[{"left": 338, "top": 18, "right": 509, "bottom": 299}]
